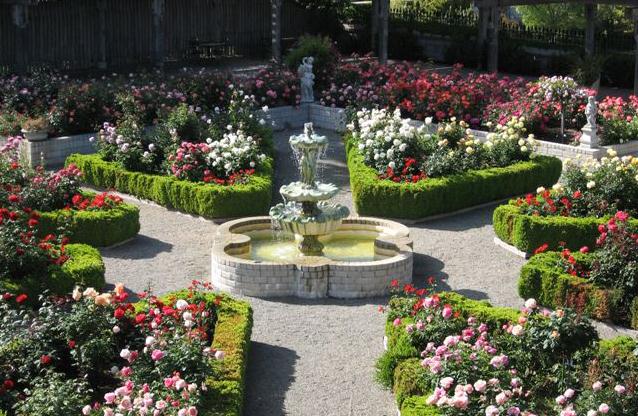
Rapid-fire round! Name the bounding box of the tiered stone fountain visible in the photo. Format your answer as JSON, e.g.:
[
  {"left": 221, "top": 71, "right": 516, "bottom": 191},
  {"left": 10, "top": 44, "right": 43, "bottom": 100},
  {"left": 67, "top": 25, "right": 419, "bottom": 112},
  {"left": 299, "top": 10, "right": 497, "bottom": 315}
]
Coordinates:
[
  {"left": 269, "top": 123, "right": 350, "bottom": 256},
  {"left": 211, "top": 123, "right": 413, "bottom": 298}
]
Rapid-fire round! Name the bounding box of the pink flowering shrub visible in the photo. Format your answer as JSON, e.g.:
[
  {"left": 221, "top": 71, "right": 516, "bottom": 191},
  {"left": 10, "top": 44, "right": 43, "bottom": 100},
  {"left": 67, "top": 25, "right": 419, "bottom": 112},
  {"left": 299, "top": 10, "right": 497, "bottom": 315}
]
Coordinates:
[
  {"left": 379, "top": 282, "right": 638, "bottom": 415},
  {"left": 0, "top": 281, "right": 226, "bottom": 415}
]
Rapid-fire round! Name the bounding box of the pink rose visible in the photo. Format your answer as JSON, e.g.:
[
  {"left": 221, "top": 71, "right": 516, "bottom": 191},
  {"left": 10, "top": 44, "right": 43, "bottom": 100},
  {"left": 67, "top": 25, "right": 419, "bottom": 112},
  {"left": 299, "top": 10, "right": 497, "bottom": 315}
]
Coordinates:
[{"left": 151, "top": 349, "right": 165, "bottom": 361}]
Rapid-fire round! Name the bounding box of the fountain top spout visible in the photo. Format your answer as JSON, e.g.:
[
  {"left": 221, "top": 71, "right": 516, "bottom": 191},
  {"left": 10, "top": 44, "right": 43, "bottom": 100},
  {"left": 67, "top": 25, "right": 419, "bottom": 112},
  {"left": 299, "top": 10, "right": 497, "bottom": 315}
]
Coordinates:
[{"left": 289, "top": 122, "right": 328, "bottom": 152}]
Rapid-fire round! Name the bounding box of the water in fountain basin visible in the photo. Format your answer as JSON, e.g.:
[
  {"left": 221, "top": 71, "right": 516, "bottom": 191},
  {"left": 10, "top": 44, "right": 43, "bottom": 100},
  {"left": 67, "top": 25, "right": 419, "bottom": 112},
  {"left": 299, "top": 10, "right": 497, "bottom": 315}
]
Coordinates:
[{"left": 243, "top": 231, "right": 389, "bottom": 262}]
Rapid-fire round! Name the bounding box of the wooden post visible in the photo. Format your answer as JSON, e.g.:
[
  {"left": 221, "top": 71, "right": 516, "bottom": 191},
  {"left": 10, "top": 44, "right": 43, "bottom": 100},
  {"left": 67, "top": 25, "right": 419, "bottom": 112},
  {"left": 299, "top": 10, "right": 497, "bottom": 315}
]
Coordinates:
[
  {"left": 11, "top": 3, "right": 28, "bottom": 73},
  {"left": 371, "top": 0, "right": 379, "bottom": 53},
  {"left": 477, "top": 6, "right": 489, "bottom": 69},
  {"left": 379, "top": 0, "right": 389, "bottom": 64},
  {"left": 584, "top": 4, "right": 596, "bottom": 57},
  {"left": 487, "top": 6, "right": 499, "bottom": 73},
  {"left": 152, "top": 0, "right": 165, "bottom": 67},
  {"left": 634, "top": 8, "right": 638, "bottom": 95},
  {"left": 97, "top": 0, "right": 107, "bottom": 69},
  {"left": 271, "top": 0, "right": 283, "bottom": 64}
]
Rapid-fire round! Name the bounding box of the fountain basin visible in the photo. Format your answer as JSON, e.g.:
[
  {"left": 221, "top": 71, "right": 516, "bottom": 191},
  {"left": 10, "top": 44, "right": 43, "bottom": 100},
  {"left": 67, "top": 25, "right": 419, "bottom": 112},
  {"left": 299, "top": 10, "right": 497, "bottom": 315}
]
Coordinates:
[
  {"left": 211, "top": 217, "right": 413, "bottom": 298},
  {"left": 279, "top": 181, "right": 340, "bottom": 202},
  {"left": 270, "top": 201, "right": 350, "bottom": 236}
]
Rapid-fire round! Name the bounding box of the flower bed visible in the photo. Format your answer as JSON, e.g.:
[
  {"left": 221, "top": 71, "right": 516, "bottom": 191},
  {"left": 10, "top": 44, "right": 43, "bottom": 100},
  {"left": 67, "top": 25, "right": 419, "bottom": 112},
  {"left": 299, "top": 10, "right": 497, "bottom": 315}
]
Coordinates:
[
  {"left": 38, "top": 200, "right": 140, "bottom": 247},
  {"left": 344, "top": 110, "right": 561, "bottom": 219},
  {"left": 0, "top": 282, "right": 252, "bottom": 416},
  {"left": 1, "top": 190, "right": 106, "bottom": 299},
  {"left": 494, "top": 153, "right": 638, "bottom": 254},
  {"left": 1, "top": 243, "right": 105, "bottom": 301},
  {"left": 67, "top": 153, "right": 273, "bottom": 219},
  {"left": 378, "top": 284, "right": 638, "bottom": 416},
  {"left": 65, "top": 87, "right": 275, "bottom": 219},
  {"left": 1, "top": 137, "right": 139, "bottom": 247},
  {"left": 520, "top": 212, "right": 638, "bottom": 329}
]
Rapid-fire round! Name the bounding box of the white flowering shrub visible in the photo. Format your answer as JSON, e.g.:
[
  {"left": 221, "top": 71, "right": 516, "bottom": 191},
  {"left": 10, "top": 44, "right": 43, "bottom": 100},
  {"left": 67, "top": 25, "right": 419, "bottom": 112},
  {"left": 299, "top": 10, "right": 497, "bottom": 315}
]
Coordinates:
[
  {"left": 96, "top": 87, "right": 271, "bottom": 184},
  {"left": 169, "top": 128, "right": 267, "bottom": 184},
  {"left": 349, "top": 109, "right": 537, "bottom": 182}
]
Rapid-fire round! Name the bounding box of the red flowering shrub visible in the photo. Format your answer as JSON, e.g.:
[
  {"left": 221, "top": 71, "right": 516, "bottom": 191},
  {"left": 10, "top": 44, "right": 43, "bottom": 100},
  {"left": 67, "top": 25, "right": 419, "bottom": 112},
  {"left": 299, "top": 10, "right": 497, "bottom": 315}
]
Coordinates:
[
  {"left": 68, "top": 192, "right": 123, "bottom": 211},
  {"left": 0, "top": 206, "right": 68, "bottom": 282}
]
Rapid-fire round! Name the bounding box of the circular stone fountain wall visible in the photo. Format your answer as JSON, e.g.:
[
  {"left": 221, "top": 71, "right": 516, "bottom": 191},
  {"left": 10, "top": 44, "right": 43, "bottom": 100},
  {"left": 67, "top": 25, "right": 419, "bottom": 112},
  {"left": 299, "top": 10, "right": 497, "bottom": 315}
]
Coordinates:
[{"left": 211, "top": 217, "right": 413, "bottom": 298}]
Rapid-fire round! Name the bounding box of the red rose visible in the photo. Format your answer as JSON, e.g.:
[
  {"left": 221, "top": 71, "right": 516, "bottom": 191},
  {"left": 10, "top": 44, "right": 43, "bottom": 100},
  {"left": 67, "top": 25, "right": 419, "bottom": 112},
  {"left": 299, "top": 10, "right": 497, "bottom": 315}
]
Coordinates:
[
  {"left": 8, "top": 194, "right": 19, "bottom": 203},
  {"left": 135, "top": 313, "right": 147, "bottom": 324},
  {"left": 114, "top": 308, "right": 125, "bottom": 319},
  {"left": 68, "top": 340, "right": 76, "bottom": 349},
  {"left": 15, "top": 294, "right": 27, "bottom": 304},
  {"left": 3, "top": 379, "right": 14, "bottom": 390},
  {"left": 40, "top": 355, "right": 52, "bottom": 366}
]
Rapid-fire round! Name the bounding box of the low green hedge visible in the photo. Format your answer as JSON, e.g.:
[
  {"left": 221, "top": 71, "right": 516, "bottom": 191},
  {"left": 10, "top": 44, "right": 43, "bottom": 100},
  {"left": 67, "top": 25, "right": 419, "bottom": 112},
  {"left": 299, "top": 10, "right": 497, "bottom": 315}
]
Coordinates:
[
  {"left": 0, "top": 244, "right": 105, "bottom": 301},
  {"left": 66, "top": 142, "right": 274, "bottom": 219},
  {"left": 344, "top": 134, "right": 562, "bottom": 219},
  {"left": 158, "top": 291, "right": 253, "bottom": 416},
  {"left": 38, "top": 202, "right": 140, "bottom": 247},
  {"left": 494, "top": 203, "right": 638, "bottom": 254},
  {"left": 520, "top": 251, "right": 638, "bottom": 328}
]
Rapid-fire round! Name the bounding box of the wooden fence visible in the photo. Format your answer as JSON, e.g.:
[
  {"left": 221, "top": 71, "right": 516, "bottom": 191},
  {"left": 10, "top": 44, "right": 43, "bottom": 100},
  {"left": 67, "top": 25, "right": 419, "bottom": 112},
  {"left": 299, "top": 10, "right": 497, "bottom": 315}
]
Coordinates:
[{"left": 0, "top": 0, "right": 311, "bottom": 71}]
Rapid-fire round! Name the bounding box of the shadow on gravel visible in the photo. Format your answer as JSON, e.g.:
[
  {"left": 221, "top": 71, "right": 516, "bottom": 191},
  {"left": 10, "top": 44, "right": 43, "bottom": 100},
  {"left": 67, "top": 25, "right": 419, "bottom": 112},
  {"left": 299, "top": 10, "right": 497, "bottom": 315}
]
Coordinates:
[
  {"left": 453, "top": 289, "right": 489, "bottom": 301},
  {"left": 102, "top": 235, "right": 173, "bottom": 259},
  {"left": 244, "top": 342, "right": 299, "bottom": 416},
  {"left": 410, "top": 205, "right": 496, "bottom": 232},
  {"left": 413, "top": 253, "right": 450, "bottom": 290}
]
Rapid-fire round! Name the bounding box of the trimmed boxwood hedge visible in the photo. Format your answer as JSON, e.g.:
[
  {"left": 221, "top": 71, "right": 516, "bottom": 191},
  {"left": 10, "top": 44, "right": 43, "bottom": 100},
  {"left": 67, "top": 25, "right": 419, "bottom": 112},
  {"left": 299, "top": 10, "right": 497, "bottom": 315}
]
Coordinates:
[
  {"left": 156, "top": 290, "right": 253, "bottom": 416},
  {"left": 344, "top": 134, "right": 563, "bottom": 219},
  {"left": 494, "top": 203, "right": 638, "bottom": 254},
  {"left": 38, "top": 202, "right": 140, "bottom": 247},
  {"left": 385, "top": 293, "right": 638, "bottom": 416},
  {"left": 0, "top": 243, "right": 105, "bottom": 301},
  {"left": 520, "top": 251, "right": 638, "bottom": 328},
  {"left": 66, "top": 135, "right": 274, "bottom": 219}
]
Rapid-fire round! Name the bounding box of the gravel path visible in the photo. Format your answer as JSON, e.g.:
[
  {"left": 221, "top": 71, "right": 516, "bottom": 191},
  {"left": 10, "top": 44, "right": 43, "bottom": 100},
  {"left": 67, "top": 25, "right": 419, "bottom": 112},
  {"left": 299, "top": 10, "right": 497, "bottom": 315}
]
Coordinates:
[{"left": 98, "top": 128, "right": 636, "bottom": 416}]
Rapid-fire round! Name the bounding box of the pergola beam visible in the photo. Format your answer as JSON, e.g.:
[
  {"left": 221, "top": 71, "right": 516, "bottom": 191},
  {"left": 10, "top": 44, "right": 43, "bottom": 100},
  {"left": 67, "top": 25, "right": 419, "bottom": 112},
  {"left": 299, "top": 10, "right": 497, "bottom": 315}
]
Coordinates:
[{"left": 271, "top": 0, "right": 283, "bottom": 64}]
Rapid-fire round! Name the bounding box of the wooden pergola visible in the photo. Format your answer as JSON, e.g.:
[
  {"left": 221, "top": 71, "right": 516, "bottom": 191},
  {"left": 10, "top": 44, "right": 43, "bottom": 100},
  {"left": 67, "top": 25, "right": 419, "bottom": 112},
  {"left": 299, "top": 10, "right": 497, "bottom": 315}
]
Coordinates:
[{"left": 474, "top": 0, "right": 638, "bottom": 93}]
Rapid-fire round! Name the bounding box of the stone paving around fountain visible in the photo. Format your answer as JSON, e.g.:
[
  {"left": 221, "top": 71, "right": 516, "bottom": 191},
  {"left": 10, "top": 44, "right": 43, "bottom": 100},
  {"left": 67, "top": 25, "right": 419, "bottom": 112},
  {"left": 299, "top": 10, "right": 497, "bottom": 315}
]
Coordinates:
[{"left": 97, "top": 128, "right": 638, "bottom": 416}]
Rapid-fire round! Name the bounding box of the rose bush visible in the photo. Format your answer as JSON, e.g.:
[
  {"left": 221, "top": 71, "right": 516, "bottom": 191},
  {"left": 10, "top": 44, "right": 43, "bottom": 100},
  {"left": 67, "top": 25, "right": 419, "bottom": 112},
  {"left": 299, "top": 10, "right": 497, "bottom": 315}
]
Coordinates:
[
  {"left": 95, "top": 87, "right": 269, "bottom": 184},
  {"left": 515, "top": 151, "right": 638, "bottom": 219},
  {"left": 0, "top": 282, "right": 226, "bottom": 416},
  {"left": 380, "top": 283, "right": 637, "bottom": 416}
]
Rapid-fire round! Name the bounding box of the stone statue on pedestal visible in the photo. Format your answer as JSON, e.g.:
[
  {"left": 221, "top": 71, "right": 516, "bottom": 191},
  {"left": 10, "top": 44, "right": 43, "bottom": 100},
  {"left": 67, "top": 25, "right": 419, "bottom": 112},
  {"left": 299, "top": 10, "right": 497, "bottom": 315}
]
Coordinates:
[
  {"left": 298, "top": 57, "right": 315, "bottom": 103},
  {"left": 580, "top": 96, "right": 599, "bottom": 149}
]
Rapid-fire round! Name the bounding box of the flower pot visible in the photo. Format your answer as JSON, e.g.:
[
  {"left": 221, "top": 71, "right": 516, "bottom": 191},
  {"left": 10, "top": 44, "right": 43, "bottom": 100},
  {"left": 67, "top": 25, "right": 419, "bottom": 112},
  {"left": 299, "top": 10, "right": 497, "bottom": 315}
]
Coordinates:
[{"left": 21, "top": 129, "right": 49, "bottom": 142}]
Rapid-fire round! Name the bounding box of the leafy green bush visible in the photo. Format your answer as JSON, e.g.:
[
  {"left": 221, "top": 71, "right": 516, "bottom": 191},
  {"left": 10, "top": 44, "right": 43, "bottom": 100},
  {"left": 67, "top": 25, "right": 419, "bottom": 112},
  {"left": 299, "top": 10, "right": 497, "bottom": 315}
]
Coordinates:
[
  {"left": 0, "top": 243, "right": 105, "bottom": 301},
  {"left": 284, "top": 35, "right": 339, "bottom": 88},
  {"left": 38, "top": 202, "right": 140, "bottom": 247},
  {"left": 345, "top": 133, "right": 562, "bottom": 219}
]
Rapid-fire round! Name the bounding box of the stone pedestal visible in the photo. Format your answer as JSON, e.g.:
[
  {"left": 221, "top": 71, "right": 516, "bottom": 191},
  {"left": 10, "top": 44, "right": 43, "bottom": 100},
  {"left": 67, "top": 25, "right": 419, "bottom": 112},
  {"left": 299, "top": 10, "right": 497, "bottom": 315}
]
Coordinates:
[{"left": 580, "top": 125, "right": 599, "bottom": 149}]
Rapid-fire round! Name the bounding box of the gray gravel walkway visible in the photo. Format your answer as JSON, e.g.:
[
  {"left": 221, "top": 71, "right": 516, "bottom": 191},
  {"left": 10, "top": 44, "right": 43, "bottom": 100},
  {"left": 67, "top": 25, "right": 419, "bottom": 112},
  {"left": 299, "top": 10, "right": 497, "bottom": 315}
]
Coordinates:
[{"left": 98, "top": 128, "right": 636, "bottom": 416}]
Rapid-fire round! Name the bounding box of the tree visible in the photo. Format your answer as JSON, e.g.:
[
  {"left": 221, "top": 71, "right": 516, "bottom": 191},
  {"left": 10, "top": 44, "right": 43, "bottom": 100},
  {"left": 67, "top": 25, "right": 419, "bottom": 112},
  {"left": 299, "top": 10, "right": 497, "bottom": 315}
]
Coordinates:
[{"left": 516, "top": 4, "right": 632, "bottom": 32}]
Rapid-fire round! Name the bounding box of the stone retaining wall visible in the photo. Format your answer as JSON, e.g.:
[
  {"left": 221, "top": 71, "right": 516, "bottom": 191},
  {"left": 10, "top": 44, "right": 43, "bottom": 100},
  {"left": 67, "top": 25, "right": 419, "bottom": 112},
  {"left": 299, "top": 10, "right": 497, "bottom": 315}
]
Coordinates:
[{"left": 21, "top": 131, "right": 97, "bottom": 168}]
